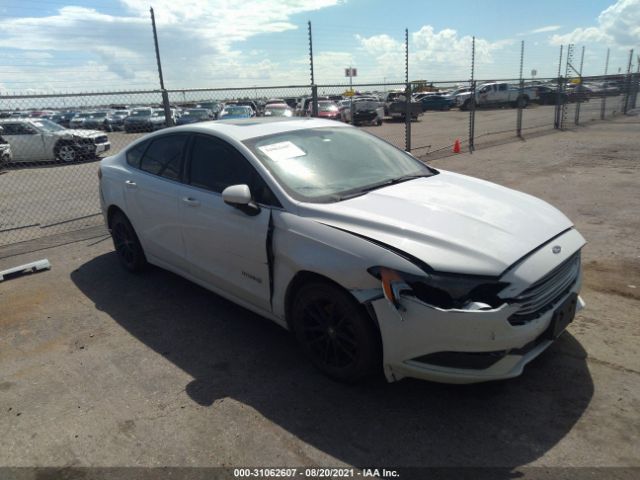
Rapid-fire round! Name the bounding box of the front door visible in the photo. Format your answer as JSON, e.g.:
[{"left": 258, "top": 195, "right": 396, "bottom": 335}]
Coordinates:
[{"left": 177, "top": 134, "right": 275, "bottom": 312}]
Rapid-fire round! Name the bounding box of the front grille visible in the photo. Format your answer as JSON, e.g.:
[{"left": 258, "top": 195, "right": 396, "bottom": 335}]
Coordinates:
[
  {"left": 93, "top": 135, "right": 108, "bottom": 144},
  {"left": 509, "top": 252, "right": 580, "bottom": 326}
]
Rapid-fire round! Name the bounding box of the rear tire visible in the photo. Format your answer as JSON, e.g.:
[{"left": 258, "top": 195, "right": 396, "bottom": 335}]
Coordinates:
[
  {"left": 110, "top": 211, "right": 147, "bottom": 273},
  {"left": 292, "top": 282, "right": 380, "bottom": 382}
]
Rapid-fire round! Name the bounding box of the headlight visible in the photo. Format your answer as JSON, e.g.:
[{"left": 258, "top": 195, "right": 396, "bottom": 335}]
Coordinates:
[{"left": 368, "top": 266, "right": 507, "bottom": 310}]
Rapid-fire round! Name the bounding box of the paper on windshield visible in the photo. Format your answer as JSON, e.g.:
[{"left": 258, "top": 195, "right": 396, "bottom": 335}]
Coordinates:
[{"left": 258, "top": 141, "right": 306, "bottom": 162}]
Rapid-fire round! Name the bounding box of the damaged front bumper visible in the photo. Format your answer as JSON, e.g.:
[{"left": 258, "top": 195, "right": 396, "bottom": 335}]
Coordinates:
[{"left": 369, "top": 284, "right": 584, "bottom": 384}]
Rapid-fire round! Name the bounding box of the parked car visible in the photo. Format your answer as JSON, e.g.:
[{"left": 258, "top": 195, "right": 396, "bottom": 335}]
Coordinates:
[
  {"left": 99, "top": 118, "right": 585, "bottom": 384},
  {"left": 197, "top": 102, "right": 223, "bottom": 119},
  {"left": 457, "top": 82, "right": 539, "bottom": 110},
  {"left": 419, "top": 95, "right": 453, "bottom": 111},
  {"left": 534, "top": 86, "right": 568, "bottom": 105},
  {"left": 106, "top": 110, "right": 130, "bottom": 131},
  {"left": 342, "top": 99, "right": 384, "bottom": 125},
  {"left": 175, "top": 109, "right": 214, "bottom": 125},
  {"left": 69, "top": 112, "right": 94, "bottom": 129},
  {"left": 307, "top": 101, "right": 341, "bottom": 120},
  {"left": 296, "top": 96, "right": 329, "bottom": 116},
  {"left": 263, "top": 104, "right": 293, "bottom": 117},
  {"left": 383, "top": 92, "right": 422, "bottom": 120},
  {"left": 219, "top": 106, "right": 255, "bottom": 119},
  {"left": 0, "top": 126, "right": 12, "bottom": 169},
  {"left": 565, "top": 84, "right": 592, "bottom": 103},
  {"left": 124, "top": 108, "right": 167, "bottom": 133},
  {"left": 50, "top": 111, "right": 79, "bottom": 128},
  {"left": 226, "top": 101, "right": 258, "bottom": 116},
  {"left": 0, "top": 118, "right": 110, "bottom": 163},
  {"left": 82, "top": 111, "right": 114, "bottom": 131}
]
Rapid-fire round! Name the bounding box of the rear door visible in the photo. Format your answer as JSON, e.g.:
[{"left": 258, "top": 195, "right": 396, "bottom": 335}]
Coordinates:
[
  {"left": 176, "top": 134, "right": 279, "bottom": 311},
  {"left": 122, "top": 133, "right": 189, "bottom": 271}
]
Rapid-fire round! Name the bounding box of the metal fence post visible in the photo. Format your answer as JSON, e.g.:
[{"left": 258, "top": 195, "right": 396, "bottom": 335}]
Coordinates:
[
  {"left": 468, "top": 36, "right": 476, "bottom": 153},
  {"left": 404, "top": 28, "right": 411, "bottom": 152},
  {"left": 150, "top": 7, "right": 173, "bottom": 127},
  {"left": 517, "top": 40, "right": 524, "bottom": 138},
  {"left": 308, "top": 21, "right": 318, "bottom": 118},
  {"left": 623, "top": 49, "right": 634, "bottom": 114},
  {"left": 311, "top": 85, "right": 318, "bottom": 117},
  {"left": 554, "top": 45, "right": 563, "bottom": 129},
  {"left": 574, "top": 46, "right": 585, "bottom": 125},
  {"left": 601, "top": 48, "right": 610, "bottom": 120}
]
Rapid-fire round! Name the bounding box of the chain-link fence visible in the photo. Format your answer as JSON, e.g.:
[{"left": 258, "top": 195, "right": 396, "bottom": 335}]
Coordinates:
[{"left": 1, "top": 71, "right": 639, "bottom": 249}]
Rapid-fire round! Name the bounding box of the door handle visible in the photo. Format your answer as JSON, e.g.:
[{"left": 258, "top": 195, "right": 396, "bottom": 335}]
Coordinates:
[
  {"left": 125, "top": 180, "right": 137, "bottom": 189},
  {"left": 182, "top": 197, "right": 200, "bottom": 207}
]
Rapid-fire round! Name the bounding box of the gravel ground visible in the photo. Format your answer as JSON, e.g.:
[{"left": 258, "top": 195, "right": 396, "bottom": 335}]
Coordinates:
[{"left": 0, "top": 113, "right": 639, "bottom": 474}]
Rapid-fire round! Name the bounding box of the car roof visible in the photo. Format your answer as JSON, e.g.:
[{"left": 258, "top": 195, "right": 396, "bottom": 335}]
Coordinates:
[{"left": 174, "top": 117, "right": 350, "bottom": 141}]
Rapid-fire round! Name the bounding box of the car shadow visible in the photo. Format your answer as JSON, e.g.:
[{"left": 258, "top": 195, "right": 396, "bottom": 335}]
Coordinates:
[{"left": 71, "top": 252, "right": 594, "bottom": 471}]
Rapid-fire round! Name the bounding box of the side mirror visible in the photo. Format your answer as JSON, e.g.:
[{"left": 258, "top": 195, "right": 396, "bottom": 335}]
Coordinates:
[{"left": 222, "top": 184, "right": 261, "bottom": 216}]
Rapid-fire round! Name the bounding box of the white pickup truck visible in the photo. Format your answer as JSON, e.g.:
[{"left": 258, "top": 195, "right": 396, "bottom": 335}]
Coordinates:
[{"left": 456, "top": 82, "right": 538, "bottom": 110}]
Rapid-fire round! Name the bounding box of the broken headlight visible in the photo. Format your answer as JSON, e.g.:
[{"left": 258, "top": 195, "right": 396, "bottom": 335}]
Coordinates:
[{"left": 368, "top": 266, "right": 508, "bottom": 310}]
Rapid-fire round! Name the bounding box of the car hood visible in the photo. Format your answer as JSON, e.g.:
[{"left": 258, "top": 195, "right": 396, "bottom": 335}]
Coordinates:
[
  {"left": 298, "top": 170, "right": 574, "bottom": 276},
  {"left": 52, "top": 129, "right": 104, "bottom": 138}
]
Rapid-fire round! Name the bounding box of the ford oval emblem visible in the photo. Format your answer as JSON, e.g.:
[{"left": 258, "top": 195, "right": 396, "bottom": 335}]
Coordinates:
[{"left": 552, "top": 245, "right": 562, "bottom": 254}]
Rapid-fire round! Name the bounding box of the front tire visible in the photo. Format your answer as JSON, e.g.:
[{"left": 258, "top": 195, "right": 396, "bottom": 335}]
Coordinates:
[
  {"left": 110, "top": 211, "right": 147, "bottom": 273},
  {"left": 292, "top": 282, "right": 380, "bottom": 382},
  {"left": 54, "top": 142, "right": 78, "bottom": 163}
]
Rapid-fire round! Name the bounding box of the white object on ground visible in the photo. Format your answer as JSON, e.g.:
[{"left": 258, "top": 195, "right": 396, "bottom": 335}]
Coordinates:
[{"left": 0, "top": 259, "right": 51, "bottom": 282}]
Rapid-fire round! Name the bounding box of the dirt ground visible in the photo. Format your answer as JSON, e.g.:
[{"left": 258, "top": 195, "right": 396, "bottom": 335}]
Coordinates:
[{"left": 1, "top": 115, "right": 639, "bottom": 474}]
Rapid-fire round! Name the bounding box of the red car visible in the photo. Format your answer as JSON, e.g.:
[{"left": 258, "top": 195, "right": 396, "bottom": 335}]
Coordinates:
[{"left": 306, "top": 101, "right": 341, "bottom": 120}]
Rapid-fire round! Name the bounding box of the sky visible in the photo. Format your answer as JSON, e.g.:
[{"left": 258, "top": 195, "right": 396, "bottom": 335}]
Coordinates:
[{"left": 0, "top": 0, "right": 638, "bottom": 93}]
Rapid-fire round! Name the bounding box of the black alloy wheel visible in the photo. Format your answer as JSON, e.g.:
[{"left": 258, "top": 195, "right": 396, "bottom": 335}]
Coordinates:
[
  {"left": 292, "top": 282, "right": 380, "bottom": 382},
  {"left": 110, "top": 211, "right": 147, "bottom": 272}
]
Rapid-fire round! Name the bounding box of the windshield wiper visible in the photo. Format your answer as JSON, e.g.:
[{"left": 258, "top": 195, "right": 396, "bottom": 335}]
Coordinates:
[{"left": 337, "top": 173, "right": 430, "bottom": 201}]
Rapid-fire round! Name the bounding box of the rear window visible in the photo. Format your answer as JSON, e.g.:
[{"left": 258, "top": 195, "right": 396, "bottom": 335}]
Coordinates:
[
  {"left": 139, "top": 135, "right": 187, "bottom": 181},
  {"left": 126, "top": 140, "right": 150, "bottom": 168}
]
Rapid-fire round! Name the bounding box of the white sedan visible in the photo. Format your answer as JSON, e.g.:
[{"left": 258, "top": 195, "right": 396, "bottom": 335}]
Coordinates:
[
  {"left": 0, "top": 118, "right": 110, "bottom": 163},
  {"left": 99, "top": 118, "right": 585, "bottom": 384}
]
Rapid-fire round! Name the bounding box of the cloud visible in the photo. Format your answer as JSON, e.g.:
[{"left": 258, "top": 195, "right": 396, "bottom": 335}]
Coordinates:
[
  {"left": 528, "top": 25, "right": 562, "bottom": 34},
  {"left": 550, "top": 0, "right": 640, "bottom": 46},
  {"left": 0, "top": 1, "right": 342, "bottom": 91},
  {"left": 354, "top": 27, "right": 514, "bottom": 81}
]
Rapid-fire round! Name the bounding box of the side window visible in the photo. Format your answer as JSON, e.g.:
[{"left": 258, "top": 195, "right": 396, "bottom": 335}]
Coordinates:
[
  {"left": 126, "top": 139, "right": 150, "bottom": 168},
  {"left": 499, "top": 84, "right": 508, "bottom": 91},
  {"left": 2, "top": 123, "right": 35, "bottom": 135},
  {"left": 188, "top": 135, "right": 281, "bottom": 207},
  {"left": 139, "top": 135, "right": 187, "bottom": 181}
]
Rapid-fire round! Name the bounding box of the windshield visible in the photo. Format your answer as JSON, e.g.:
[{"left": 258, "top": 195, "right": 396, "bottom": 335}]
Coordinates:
[
  {"left": 114, "top": 110, "right": 129, "bottom": 115},
  {"left": 265, "top": 108, "right": 292, "bottom": 117},
  {"left": 91, "top": 112, "right": 108, "bottom": 118},
  {"left": 151, "top": 111, "right": 164, "bottom": 118},
  {"left": 75, "top": 112, "right": 93, "bottom": 118},
  {"left": 244, "top": 127, "right": 435, "bottom": 203},
  {"left": 31, "top": 119, "right": 66, "bottom": 132},
  {"left": 318, "top": 102, "right": 338, "bottom": 112},
  {"left": 131, "top": 109, "right": 151, "bottom": 117},
  {"left": 223, "top": 107, "right": 250, "bottom": 115},
  {"left": 185, "top": 109, "right": 209, "bottom": 117}
]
